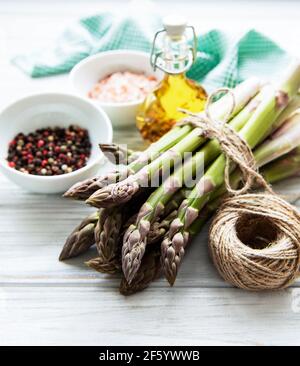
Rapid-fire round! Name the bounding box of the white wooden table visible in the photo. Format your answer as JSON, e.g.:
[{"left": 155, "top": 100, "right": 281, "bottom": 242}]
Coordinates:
[{"left": 1, "top": 0, "right": 300, "bottom": 346}]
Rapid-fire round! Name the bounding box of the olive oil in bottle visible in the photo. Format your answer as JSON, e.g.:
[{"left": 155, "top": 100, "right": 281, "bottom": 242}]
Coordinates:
[{"left": 136, "top": 16, "right": 207, "bottom": 142}]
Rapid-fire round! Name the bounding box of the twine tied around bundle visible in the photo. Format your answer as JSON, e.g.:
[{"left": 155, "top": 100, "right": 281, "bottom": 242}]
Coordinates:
[
  {"left": 178, "top": 88, "right": 274, "bottom": 196},
  {"left": 179, "top": 88, "right": 300, "bottom": 291}
]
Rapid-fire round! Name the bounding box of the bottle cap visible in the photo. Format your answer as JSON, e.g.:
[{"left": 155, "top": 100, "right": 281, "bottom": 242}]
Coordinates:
[{"left": 163, "top": 15, "right": 187, "bottom": 38}]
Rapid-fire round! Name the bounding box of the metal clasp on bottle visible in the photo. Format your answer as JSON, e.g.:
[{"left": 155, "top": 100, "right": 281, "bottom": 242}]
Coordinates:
[{"left": 150, "top": 25, "right": 197, "bottom": 75}]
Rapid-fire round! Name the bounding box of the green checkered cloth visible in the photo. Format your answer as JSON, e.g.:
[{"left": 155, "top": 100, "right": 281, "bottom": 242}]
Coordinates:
[{"left": 12, "top": 12, "right": 291, "bottom": 90}]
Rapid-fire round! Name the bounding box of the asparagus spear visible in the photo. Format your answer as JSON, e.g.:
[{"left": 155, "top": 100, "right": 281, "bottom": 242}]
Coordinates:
[
  {"left": 188, "top": 145, "right": 300, "bottom": 238},
  {"left": 147, "top": 210, "right": 178, "bottom": 244},
  {"left": 254, "top": 108, "right": 300, "bottom": 166},
  {"left": 153, "top": 145, "right": 300, "bottom": 290},
  {"left": 64, "top": 124, "right": 193, "bottom": 200},
  {"left": 71, "top": 144, "right": 300, "bottom": 293},
  {"left": 125, "top": 146, "right": 300, "bottom": 295},
  {"left": 146, "top": 188, "right": 195, "bottom": 243},
  {"left": 86, "top": 208, "right": 125, "bottom": 274},
  {"left": 121, "top": 87, "right": 269, "bottom": 283},
  {"left": 86, "top": 256, "right": 120, "bottom": 274},
  {"left": 162, "top": 62, "right": 300, "bottom": 285},
  {"left": 94, "top": 207, "right": 123, "bottom": 272},
  {"left": 124, "top": 189, "right": 189, "bottom": 246},
  {"left": 99, "top": 143, "right": 141, "bottom": 165},
  {"left": 261, "top": 146, "right": 300, "bottom": 183},
  {"left": 123, "top": 86, "right": 299, "bottom": 283},
  {"left": 96, "top": 146, "right": 300, "bottom": 292},
  {"left": 86, "top": 209, "right": 131, "bottom": 274},
  {"left": 266, "top": 93, "right": 300, "bottom": 135},
  {"left": 63, "top": 172, "right": 124, "bottom": 201},
  {"left": 86, "top": 78, "right": 261, "bottom": 208},
  {"left": 119, "top": 245, "right": 161, "bottom": 296},
  {"left": 203, "top": 108, "right": 300, "bottom": 204},
  {"left": 90, "top": 191, "right": 154, "bottom": 274},
  {"left": 59, "top": 211, "right": 99, "bottom": 261}
]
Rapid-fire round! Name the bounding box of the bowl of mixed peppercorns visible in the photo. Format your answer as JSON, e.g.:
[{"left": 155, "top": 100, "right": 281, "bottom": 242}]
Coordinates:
[{"left": 0, "top": 92, "right": 112, "bottom": 193}]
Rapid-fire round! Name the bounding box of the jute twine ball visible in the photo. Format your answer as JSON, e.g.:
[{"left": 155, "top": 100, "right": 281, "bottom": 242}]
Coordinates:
[{"left": 209, "top": 193, "right": 300, "bottom": 290}]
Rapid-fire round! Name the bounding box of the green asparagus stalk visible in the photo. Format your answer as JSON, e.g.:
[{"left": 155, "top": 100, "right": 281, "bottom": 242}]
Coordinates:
[
  {"left": 122, "top": 189, "right": 189, "bottom": 246},
  {"left": 64, "top": 93, "right": 300, "bottom": 201},
  {"left": 126, "top": 146, "right": 300, "bottom": 294},
  {"left": 206, "top": 108, "right": 300, "bottom": 203},
  {"left": 117, "top": 145, "right": 300, "bottom": 291},
  {"left": 131, "top": 189, "right": 190, "bottom": 245},
  {"left": 62, "top": 144, "right": 300, "bottom": 293},
  {"left": 261, "top": 146, "right": 300, "bottom": 183},
  {"left": 59, "top": 211, "right": 99, "bottom": 261},
  {"left": 149, "top": 145, "right": 300, "bottom": 291},
  {"left": 121, "top": 87, "right": 269, "bottom": 283},
  {"left": 253, "top": 108, "right": 300, "bottom": 166},
  {"left": 66, "top": 117, "right": 204, "bottom": 200},
  {"left": 124, "top": 188, "right": 188, "bottom": 246},
  {"left": 63, "top": 171, "right": 122, "bottom": 201},
  {"left": 64, "top": 125, "right": 192, "bottom": 200},
  {"left": 188, "top": 144, "right": 300, "bottom": 236},
  {"left": 86, "top": 78, "right": 261, "bottom": 208},
  {"left": 266, "top": 93, "right": 300, "bottom": 134},
  {"left": 162, "top": 62, "right": 300, "bottom": 286},
  {"left": 99, "top": 143, "right": 141, "bottom": 165}
]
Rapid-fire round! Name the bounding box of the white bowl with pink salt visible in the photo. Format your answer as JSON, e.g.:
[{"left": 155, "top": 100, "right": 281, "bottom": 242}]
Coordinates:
[{"left": 70, "top": 50, "right": 163, "bottom": 127}]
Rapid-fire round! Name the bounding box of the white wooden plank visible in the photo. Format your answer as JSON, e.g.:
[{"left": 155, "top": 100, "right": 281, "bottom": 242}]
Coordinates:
[{"left": 1, "top": 286, "right": 300, "bottom": 346}]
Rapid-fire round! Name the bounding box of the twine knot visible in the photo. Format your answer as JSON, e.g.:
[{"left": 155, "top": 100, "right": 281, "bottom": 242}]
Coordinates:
[{"left": 178, "top": 88, "right": 274, "bottom": 195}]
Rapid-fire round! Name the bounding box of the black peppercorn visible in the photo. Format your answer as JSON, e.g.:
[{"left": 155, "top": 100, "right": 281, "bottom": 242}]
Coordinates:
[{"left": 7, "top": 125, "right": 91, "bottom": 176}]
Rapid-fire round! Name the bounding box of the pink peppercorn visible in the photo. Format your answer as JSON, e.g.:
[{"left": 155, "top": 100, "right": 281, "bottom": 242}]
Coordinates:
[
  {"left": 37, "top": 140, "right": 45, "bottom": 148},
  {"left": 9, "top": 140, "right": 16, "bottom": 147},
  {"left": 7, "top": 125, "right": 91, "bottom": 176}
]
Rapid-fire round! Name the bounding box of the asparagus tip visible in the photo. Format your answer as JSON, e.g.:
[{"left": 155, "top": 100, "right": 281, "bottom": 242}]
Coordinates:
[
  {"left": 87, "top": 180, "right": 140, "bottom": 208},
  {"left": 86, "top": 257, "right": 120, "bottom": 274},
  {"left": 62, "top": 190, "right": 72, "bottom": 198},
  {"left": 163, "top": 258, "right": 177, "bottom": 286},
  {"left": 85, "top": 189, "right": 113, "bottom": 208},
  {"left": 161, "top": 230, "right": 188, "bottom": 286},
  {"left": 122, "top": 225, "right": 148, "bottom": 284},
  {"left": 58, "top": 252, "right": 66, "bottom": 261}
]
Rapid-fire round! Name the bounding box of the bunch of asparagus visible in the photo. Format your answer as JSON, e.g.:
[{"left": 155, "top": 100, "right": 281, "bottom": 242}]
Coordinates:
[{"left": 60, "top": 62, "right": 300, "bottom": 295}]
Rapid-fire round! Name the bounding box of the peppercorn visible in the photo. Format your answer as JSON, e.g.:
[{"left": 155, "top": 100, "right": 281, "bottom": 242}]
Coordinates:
[
  {"left": 7, "top": 125, "right": 91, "bottom": 176},
  {"left": 37, "top": 140, "right": 45, "bottom": 148}
]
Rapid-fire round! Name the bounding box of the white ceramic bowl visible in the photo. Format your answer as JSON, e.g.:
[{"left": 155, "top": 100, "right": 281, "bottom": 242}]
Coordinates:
[
  {"left": 69, "top": 50, "right": 163, "bottom": 127},
  {"left": 0, "top": 93, "right": 113, "bottom": 194}
]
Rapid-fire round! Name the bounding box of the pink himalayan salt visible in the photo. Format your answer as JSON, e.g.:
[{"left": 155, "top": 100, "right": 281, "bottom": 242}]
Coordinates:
[{"left": 88, "top": 71, "right": 158, "bottom": 103}]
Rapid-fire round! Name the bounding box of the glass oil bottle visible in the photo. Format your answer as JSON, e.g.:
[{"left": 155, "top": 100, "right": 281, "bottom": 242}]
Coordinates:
[{"left": 136, "top": 16, "right": 207, "bottom": 142}]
